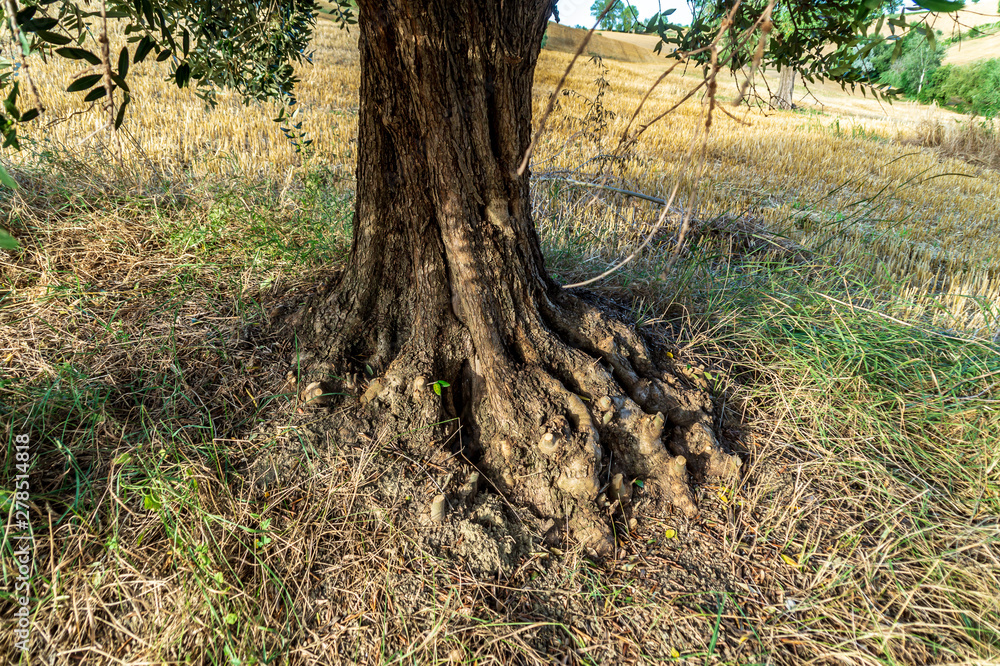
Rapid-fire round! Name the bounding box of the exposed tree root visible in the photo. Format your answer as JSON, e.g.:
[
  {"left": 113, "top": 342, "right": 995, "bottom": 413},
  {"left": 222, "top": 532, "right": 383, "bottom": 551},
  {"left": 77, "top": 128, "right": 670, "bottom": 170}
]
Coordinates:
[{"left": 287, "top": 287, "right": 740, "bottom": 557}]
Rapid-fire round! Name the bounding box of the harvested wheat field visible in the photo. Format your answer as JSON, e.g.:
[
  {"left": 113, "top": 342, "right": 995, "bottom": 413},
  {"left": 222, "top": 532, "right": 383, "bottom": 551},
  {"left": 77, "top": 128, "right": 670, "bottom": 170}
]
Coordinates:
[{"left": 1, "top": 12, "right": 999, "bottom": 666}]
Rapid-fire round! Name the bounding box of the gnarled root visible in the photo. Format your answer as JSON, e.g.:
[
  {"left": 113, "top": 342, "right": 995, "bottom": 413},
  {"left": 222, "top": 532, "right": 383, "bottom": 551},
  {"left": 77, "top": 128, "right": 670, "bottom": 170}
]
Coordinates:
[{"left": 287, "top": 289, "right": 740, "bottom": 557}]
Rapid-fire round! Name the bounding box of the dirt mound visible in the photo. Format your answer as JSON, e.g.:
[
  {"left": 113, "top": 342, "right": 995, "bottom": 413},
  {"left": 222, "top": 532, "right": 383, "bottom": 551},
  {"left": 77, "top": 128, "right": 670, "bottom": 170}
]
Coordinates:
[{"left": 544, "top": 21, "right": 663, "bottom": 63}]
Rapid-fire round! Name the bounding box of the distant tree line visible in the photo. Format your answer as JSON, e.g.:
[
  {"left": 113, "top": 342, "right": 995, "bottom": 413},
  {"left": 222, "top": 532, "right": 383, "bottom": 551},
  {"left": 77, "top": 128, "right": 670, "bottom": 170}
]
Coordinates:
[
  {"left": 589, "top": 0, "right": 639, "bottom": 31},
  {"left": 861, "top": 27, "right": 1000, "bottom": 117},
  {"left": 583, "top": 0, "right": 998, "bottom": 118}
]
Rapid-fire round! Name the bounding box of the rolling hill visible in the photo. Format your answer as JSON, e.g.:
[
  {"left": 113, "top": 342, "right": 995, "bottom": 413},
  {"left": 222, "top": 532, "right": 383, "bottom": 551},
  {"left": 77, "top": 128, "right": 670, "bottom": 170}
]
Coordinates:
[{"left": 545, "top": 7, "right": 1000, "bottom": 66}]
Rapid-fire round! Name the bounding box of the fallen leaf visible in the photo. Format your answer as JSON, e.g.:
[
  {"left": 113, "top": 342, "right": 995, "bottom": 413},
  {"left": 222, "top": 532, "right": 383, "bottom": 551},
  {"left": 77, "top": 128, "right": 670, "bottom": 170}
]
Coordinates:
[{"left": 780, "top": 553, "right": 799, "bottom": 568}]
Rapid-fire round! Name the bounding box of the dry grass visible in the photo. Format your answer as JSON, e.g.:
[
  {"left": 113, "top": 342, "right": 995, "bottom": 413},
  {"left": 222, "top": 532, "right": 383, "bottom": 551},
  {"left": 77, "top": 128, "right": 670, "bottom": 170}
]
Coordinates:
[
  {"left": 545, "top": 22, "right": 662, "bottom": 63},
  {"left": 2, "top": 13, "right": 999, "bottom": 666},
  {"left": 944, "top": 31, "right": 1000, "bottom": 66},
  {"left": 12, "top": 19, "right": 360, "bottom": 181},
  {"left": 912, "top": 115, "right": 1000, "bottom": 171},
  {"left": 532, "top": 46, "right": 1000, "bottom": 333}
]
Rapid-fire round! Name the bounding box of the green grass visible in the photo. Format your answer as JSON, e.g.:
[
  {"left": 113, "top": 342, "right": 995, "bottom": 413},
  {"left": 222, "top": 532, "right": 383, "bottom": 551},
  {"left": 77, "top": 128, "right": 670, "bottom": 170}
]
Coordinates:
[
  {"left": 2, "top": 148, "right": 999, "bottom": 664},
  {"left": 0, "top": 153, "right": 356, "bottom": 663},
  {"left": 535, "top": 171, "right": 1000, "bottom": 663},
  {"left": 678, "top": 233, "right": 1000, "bottom": 663}
]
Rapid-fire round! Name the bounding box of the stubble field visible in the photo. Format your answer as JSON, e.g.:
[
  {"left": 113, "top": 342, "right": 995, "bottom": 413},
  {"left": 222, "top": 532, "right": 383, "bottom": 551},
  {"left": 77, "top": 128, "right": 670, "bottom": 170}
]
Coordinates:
[{"left": 1, "top": 15, "right": 999, "bottom": 666}]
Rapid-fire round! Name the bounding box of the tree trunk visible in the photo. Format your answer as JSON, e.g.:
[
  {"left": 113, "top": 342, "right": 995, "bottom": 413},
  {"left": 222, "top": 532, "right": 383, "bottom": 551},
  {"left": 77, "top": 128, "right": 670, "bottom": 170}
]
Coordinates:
[
  {"left": 771, "top": 66, "right": 796, "bottom": 110},
  {"left": 290, "top": 0, "right": 739, "bottom": 554}
]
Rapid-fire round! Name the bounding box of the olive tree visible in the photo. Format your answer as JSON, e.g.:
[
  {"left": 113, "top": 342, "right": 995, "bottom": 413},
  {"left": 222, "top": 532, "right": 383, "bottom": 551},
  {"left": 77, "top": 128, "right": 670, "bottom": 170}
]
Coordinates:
[{"left": 0, "top": 0, "right": 965, "bottom": 553}]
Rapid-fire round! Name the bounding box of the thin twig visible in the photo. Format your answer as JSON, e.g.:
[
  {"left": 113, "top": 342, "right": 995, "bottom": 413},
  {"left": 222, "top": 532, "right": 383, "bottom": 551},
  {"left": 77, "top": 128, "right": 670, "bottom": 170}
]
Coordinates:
[
  {"left": 620, "top": 78, "right": 707, "bottom": 152},
  {"left": 3, "top": 0, "right": 45, "bottom": 113},
  {"left": 516, "top": 0, "right": 622, "bottom": 177},
  {"left": 99, "top": 0, "right": 124, "bottom": 161},
  {"left": 564, "top": 1, "right": 745, "bottom": 289},
  {"left": 562, "top": 176, "right": 684, "bottom": 290},
  {"left": 617, "top": 64, "right": 678, "bottom": 146},
  {"left": 732, "top": 0, "right": 776, "bottom": 106},
  {"left": 619, "top": 1, "right": 774, "bottom": 150},
  {"left": 534, "top": 175, "right": 670, "bottom": 206},
  {"left": 717, "top": 103, "right": 752, "bottom": 125},
  {"left": 99, "top": 1, "right": 115, "bottom": 126},
  {"left": 44, "top": 102, "right": 99, "bottom": 129},
  {"left": 669, "top": 2, "right": 750, "bottom": 269}
]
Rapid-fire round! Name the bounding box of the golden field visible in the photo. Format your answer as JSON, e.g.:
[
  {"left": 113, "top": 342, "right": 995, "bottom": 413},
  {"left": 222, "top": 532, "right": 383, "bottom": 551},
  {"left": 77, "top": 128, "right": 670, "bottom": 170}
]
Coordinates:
[{"left": 12, "top": 16, "right": 1000, "bottom": 336}]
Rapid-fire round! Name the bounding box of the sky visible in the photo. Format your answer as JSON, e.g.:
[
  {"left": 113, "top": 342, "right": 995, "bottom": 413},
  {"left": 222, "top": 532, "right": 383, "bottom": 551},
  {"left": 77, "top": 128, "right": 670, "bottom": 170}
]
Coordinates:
[
  {"left": 556, "top": 0, "right": 694, "bottom": 29},
  {"left": 554, "top": 1, "right": 938, "bottom": 30}
]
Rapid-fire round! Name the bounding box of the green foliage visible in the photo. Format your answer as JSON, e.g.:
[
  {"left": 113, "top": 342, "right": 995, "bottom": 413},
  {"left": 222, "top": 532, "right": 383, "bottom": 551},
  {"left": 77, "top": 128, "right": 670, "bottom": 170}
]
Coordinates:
[
  {"left": 921, "top": 59, "right": 1000, "bottom": 117},
  {"left": 0, "top": 161, "right": 17, "bottom": 188},
  {"left": 0, "top": 0, "right": 347, "bottom": 161},
  {"left": 589, "top": 0, "right": 640, "bottom": 31},
  {"left": 650, "top": 1, "right": 965, "bottom": 104},
  {"left": 862, "top": 24, "right": 1000, "bottom": 117},
  {"left": 0, "top": 229, "right": 17, "bottom": 249},
  {"left": 864, "top": 30, "right": 945, "bottom": 97},
  {"left": 914, "top": 0, "right": 964, "bottom": 10}
]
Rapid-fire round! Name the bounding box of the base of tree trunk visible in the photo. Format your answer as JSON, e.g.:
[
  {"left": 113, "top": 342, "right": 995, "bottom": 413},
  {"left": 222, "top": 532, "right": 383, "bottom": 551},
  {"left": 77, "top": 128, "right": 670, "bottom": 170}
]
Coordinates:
[
  {"left": 286, "top": 285, "right": 741, "bottom": 556},
  {"left": 282, "top": 0, "right": 741, "bottom": 557},
  {"left": 770, "top": 67, "right": 797, "bottom": 111}
]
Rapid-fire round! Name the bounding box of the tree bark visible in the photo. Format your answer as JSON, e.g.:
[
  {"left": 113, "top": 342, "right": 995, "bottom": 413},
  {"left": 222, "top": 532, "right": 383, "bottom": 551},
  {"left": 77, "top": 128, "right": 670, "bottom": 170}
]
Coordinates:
[
  {"left": 771, "top": 66, "right": 796, "bottom": 110},
  {"left": 290, "top": 0, "right": 739, "bottom": 554}
]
